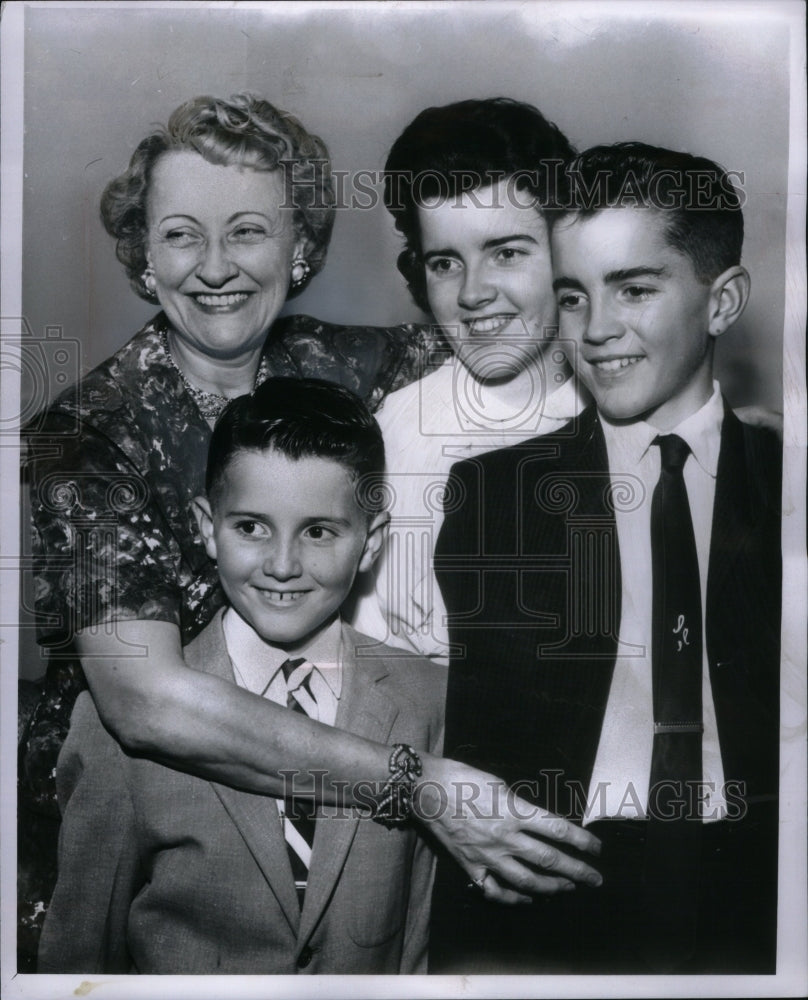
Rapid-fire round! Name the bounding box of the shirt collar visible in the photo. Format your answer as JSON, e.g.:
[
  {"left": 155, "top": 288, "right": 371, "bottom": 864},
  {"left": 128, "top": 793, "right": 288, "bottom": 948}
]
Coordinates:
[
  {"left": 222, "top": 608, "right": 343, "bottom": 700},
  {"left": 424, "top": 360, "right": 585, "bottom": 431},
  {"left": 542, "top": 375, "right": 588, "bottom": 422},
  {"left": 666, "top": 381, "right": 724, "bottom": 477},
  {"left": 600, "top": 381, "right": 724, "bottom": 476}
]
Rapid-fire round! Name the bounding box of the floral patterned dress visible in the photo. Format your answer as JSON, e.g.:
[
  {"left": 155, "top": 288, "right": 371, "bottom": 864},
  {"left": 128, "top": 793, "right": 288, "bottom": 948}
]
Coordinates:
[{"left": 18, "top": 310, "right": 443, "bottom": 969}]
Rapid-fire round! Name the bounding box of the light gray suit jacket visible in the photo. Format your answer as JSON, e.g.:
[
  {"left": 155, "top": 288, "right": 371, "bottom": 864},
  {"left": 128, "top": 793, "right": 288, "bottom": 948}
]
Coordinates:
[{"left": 38, "top": 613, "right": 446, "bottom": 974}]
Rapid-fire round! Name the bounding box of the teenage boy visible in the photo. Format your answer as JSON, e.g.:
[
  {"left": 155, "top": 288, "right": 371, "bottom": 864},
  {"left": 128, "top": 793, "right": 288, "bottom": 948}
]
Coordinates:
[
  {"left": 430, "top": 143, "right": 780, "bottom": 974},
  {"left": 38, "top": 378, "right": 445, "bottom": 975}
]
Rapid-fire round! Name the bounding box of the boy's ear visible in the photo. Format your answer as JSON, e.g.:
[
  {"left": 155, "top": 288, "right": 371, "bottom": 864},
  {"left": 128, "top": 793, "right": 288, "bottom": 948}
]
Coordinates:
[
  {"left": 357, "top": 511, "right": 389, "bottom": 574},
  {"left": 708, "top": 265, "right": 750, "bottom": 338},
  {"left": 192, "top": 496, "right": 218, "bottom": 562}
]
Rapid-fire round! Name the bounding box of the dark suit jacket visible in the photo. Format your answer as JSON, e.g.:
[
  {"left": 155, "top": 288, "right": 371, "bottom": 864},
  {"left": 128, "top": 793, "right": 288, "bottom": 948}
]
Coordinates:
[
  {"left": 38, "top": 614, "right": 446, "bottom": 975},
  {"left": 431, "top": 405, "right": 781, "bottom": 971}
]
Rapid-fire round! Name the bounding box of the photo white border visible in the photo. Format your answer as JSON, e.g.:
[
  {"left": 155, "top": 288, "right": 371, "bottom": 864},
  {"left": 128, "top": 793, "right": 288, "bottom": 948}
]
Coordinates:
[{"left": 1, "top": 2, "right": 805, "bottom": 998}]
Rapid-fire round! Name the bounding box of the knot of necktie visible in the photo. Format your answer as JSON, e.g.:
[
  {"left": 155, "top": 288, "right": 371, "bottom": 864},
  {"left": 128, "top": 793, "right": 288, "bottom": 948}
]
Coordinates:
[
  {"left": 280, "top": 657, "right": 316, "bottom": 716},
  {"left": 654, "top": 433, "right": 691, "bottom": 473},
  {"left": 281, "top": 656, "right": 308, "bottom": 685}
]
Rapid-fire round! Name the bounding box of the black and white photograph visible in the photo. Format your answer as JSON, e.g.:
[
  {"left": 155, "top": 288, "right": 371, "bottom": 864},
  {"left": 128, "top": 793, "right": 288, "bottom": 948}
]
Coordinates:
[{"left": 1, "top": 2, "right": 806, "bottom": 997}]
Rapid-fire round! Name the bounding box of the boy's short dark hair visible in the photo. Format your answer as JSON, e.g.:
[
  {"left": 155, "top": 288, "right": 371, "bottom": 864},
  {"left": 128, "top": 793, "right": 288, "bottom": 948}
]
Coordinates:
[
  {"left": 383, "top": 97, "right": 576, "bottom": 312},
  {"left": 206, "top": 378, "right": 386, "bottom": 515},
  {"left": 556, "top": 142, "right": 744, "bottom": 283}
]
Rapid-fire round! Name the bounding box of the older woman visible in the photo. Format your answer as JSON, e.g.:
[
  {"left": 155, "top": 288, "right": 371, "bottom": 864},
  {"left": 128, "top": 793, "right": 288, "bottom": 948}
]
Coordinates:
[{"left": 21, "top": 92, "right": 601, "bottom": 969}]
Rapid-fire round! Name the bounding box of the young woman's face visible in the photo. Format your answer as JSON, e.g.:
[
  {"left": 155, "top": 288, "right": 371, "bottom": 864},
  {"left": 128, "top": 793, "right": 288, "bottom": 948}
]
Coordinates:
[
  {"left": 146, "top": 151, "right": 303, "bottom": 363},
  {"left": 418, "top": 179, "right": 557, "bottom": 382}
]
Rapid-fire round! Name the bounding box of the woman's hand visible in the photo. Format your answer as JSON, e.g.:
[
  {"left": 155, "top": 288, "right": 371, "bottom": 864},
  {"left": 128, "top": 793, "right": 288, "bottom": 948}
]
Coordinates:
[{"left": 415, "top": 754, "right": 602, "bottom": 905}]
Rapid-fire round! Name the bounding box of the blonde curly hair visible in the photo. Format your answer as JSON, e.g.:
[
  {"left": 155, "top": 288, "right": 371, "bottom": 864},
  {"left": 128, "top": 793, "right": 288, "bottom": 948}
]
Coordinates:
[{"left": 101, "top": 93, "right": 334, "bottom": 302}]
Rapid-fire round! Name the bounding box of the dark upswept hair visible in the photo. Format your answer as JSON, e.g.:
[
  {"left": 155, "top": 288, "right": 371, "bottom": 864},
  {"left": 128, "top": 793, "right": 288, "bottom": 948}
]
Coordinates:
[
  {"left": 383, "top": 97, "right": 576, "bottom": 312},
  {"left": 556, "top": 142, "right": 744, "bottom": 283},
  {"left": 206, "top": 378, "right": 386, "bottom": 516},
  {"left": 101, "top": 93, "right": 335, "bottom": 302}
]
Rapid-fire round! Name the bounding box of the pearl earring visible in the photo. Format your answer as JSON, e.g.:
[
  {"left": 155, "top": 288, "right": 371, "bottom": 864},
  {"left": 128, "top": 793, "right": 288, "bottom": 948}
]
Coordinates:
[
  {"left": 141, "top": 264, "right": 157, "bottom": 296},
  {"left": 290, "top": 257, "right": 312, "bottom": 290}
]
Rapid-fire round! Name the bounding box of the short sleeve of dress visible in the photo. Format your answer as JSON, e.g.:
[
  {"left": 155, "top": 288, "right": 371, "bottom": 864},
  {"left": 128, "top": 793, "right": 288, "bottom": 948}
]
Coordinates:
[
  {"left": 264, "top": 315, "right": 449, "bottom": 412},
  {"left": 24, "top": 318, "right": 222, "bottom": 650},
  {"left": 26, "top": 410, "right": 185, "bottom": 645},
  {"left": 26, "top": 412, "right": 186, "bottom": 647}
]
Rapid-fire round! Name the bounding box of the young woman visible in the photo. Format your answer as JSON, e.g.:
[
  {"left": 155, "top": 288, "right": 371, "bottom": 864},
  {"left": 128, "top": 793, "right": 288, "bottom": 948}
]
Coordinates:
[{"left": 352, "top": 98, "right": 584, "bottom": 663}]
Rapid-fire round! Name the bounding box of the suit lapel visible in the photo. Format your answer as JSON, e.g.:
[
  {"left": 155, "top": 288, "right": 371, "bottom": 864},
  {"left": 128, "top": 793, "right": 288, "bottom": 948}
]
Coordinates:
[
  {"left": 707, "top": 406, "right": 755, "bottom": 620},
  {"left": 523, "top": 410, "right": 621, "bottom": 804},
  {"left": 557, "top": 411, "right": 621, "bottom": 792},
  {"left": 297, "top": 624, "right": 400, "bottom": 945},
  {"left": 184, "top": 612, "right": 301, "bottom": 934},
  {"left": 705, "top": 405, "right": 784, "bottom": 801}
]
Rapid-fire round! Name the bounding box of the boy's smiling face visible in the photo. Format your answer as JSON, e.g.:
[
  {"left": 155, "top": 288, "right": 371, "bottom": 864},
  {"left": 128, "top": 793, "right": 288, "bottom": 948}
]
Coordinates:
[
  {"left": 196, "top": 448, "right": 386, "bottom": 652},
  {"left": 552, "top": 207, "right": 722, "bottom": 430}
]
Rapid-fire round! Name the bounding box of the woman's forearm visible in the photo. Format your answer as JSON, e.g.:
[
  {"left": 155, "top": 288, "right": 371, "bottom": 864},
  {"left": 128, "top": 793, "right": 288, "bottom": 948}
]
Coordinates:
[
  {"left": 77, "top": 620, "right": 390, "bottom": 801},
  {"left": 77, "top": 619, "right": 602, "bottom": 894}
]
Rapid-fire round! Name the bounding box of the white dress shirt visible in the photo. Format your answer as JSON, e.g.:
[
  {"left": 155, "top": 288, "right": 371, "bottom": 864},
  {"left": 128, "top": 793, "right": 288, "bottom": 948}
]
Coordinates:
[
  {"left": 585, "top": 383, "right": 728, "bottom": 823},
  {"left": 222, "top": 607, "right": 343, "bottom": 726},
  {"left": 222, "top": 608, "right": 343, "bottom": 874},
  {"left": 349, "top": 357, "right": 585, "bottom": 663}
]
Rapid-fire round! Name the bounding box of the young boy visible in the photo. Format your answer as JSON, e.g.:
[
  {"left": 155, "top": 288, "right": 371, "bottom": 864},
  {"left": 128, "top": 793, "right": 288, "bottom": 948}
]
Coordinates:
[
  {"left": 431, "top": 143, "right": 780, "bottom": 973},
  {"left": 38, "top": 378, "right": 445, "bottom": 975}
]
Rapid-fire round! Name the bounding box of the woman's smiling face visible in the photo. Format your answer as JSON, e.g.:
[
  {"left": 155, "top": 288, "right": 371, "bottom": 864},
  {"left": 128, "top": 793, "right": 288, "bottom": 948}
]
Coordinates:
[
  {"left": 418, "top": 178, "right": 558, "bottom": 382},
  {"left": 146, "top": 151, "right": 303, "bottom": 362}
]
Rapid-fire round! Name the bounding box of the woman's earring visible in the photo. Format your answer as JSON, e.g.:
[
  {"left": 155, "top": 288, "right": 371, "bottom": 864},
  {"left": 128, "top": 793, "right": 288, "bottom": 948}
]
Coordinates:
[
  {"left": 290, "top": 257, "right": 311, "bottom": 290},
  {"left": 141, "top": 264, "right": 157, "bottom": 296}
]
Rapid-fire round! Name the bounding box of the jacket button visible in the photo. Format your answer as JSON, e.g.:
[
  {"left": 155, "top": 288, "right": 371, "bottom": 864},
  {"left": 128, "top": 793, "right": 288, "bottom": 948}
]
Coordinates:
[{"left": 297, "top": 946, "right": 313, "bottom": 969}]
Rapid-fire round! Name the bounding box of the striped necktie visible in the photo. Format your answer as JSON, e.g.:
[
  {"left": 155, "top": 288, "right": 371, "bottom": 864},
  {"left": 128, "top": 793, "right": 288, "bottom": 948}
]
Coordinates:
[{"left": 280, "top": 657, "right": 318, "bottom": 908}]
